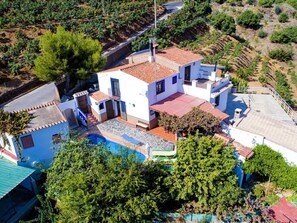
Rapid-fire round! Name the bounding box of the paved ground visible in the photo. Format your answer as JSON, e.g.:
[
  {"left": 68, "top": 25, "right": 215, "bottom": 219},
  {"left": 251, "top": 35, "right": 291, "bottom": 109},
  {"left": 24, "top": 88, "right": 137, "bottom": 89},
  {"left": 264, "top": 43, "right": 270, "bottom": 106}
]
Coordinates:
[
  {"left": 97, "top": 119, "right": 175, "bottom": 151},
  {"left": 226, "top": 93, "right": 294, "bottom": 124}
]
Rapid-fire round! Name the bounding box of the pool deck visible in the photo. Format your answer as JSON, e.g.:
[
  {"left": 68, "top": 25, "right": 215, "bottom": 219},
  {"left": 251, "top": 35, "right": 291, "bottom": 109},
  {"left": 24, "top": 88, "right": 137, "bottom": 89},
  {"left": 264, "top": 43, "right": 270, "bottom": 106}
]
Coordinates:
[{"left": 80, "top": 118, "right": 176, "bottom": 160}]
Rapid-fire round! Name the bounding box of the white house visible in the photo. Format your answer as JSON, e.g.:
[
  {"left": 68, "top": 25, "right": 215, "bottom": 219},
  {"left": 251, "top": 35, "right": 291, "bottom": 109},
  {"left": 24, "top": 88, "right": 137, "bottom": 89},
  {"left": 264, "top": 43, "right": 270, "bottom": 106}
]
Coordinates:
[
  {"left": 89, "top": 46, "right": 232, "bottom": 129},
  {"left": 0, "top": 102, "right": 69, "bottom": 169}
]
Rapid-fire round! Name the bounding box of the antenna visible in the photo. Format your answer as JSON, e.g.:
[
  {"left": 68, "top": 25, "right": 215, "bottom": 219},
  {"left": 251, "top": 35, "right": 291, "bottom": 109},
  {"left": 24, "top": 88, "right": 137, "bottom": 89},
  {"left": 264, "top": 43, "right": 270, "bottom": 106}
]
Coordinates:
[{"left": 154, "top": 0, "right": 157, "bottom": 29}]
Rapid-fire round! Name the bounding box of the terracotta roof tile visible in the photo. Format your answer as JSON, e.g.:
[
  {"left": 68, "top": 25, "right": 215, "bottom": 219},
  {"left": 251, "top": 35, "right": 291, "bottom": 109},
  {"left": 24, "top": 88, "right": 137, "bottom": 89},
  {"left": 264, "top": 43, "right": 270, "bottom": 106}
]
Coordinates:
[
  {"left": 268, "top": 197, "right": 297, "bottom": 223},
  {"left": 157, "top": 47, "right": 203, "bottom": 65},
  {"left": 122, "top": 61, "right": 177, "bottom": 83},
  {"left": 198, "top": 102, "right": 229, "bottom": 121},
  {"left": 232, "top": 141, "right": 254, "bottom": 159},
  {"left": 90, "top": 91, "right": 110, "bottom": 102}
]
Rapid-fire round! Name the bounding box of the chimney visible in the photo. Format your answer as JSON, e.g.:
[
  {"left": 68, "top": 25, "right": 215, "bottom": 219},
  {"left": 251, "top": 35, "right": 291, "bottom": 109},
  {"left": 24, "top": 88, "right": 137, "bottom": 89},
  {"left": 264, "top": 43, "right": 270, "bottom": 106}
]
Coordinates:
[
  {"left": 209, "top": 71, "right": 216, "bottom": 81},
  {"left": 234, "top": 108, "right": 242, "bottom": 120},
  {"left": 148, "top": 39, "right": 154, "bottom": 63}
]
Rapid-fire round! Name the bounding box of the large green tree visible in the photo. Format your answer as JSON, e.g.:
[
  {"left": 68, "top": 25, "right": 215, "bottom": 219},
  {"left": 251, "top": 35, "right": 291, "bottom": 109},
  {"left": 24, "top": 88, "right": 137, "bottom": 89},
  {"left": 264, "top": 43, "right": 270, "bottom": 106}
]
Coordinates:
[
  {"left": 168, "top": 133, "right": 242, "bottom": 212},
  {"left": 34, "top": 26, "right": 105, "bottom": 84},
  {"left": 45, "top": 139, "right": 169, "bottom": 223},
  {"left": 243, "top": 145, "right": 297, "bottom": 191}
]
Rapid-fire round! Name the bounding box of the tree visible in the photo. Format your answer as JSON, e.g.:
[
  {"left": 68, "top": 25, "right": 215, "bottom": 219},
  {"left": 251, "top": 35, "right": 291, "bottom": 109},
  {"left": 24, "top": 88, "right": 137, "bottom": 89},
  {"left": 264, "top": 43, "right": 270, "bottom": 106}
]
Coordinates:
[
  {"left": 168, "top": 133, "right": 242, "bottom": 211},
  {"left": 269, "top": 47, "right": 293, "bottom": 62},
  {"left": 210, "top": 12, "right": 236, "bottom": 35},
  {"left": 270, "top": 27, "right": 297, "bottom": 43},
  {"left": 158, "top": 107, "right": 221, "bottom": 135},
  {"left": 34, "top": 26, "right": 105, "bottom": 85},
  {"left": 243, "top": 145, "right": 297, "bottom": 191},
  {"left": 237, "top": 10, "right": 261, "bottom": 29},
  {"left": 45, "top": 139, "right": 169, "bottom": 222}
]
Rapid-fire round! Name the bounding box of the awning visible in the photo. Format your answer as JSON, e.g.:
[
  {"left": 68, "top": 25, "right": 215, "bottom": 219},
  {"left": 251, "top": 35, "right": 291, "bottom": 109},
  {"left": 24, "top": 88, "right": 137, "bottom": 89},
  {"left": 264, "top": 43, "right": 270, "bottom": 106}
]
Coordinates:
[
  {"left": 150, "top": 92, "right": 229, "bottom": 120},
  {"left": 150, "top": 92, "right": 205, "bottom": 117},
  {"left": 0, "top": 158, "right": 35, "bottom": 199}
]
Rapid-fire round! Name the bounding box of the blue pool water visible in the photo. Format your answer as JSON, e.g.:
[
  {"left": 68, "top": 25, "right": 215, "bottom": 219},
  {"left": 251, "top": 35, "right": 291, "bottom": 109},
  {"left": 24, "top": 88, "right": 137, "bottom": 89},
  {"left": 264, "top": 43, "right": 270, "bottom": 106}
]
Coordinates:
[{"left": 86, "top": 134, "right": 145, "bottom": 162}]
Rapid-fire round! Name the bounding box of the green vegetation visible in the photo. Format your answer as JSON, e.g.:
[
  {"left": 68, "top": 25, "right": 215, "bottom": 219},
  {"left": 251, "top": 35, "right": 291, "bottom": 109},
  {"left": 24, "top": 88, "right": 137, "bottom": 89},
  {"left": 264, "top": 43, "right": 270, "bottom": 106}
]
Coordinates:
[
  {"left": 45, "top": 139, "right": 170, "bottom": 222},
  {"left": 158, "top": 107, "right": 221, "bottom": 135},
  {"left": 237, "top": 10, "right": 262, "bottom": 29},
  {"left": 278, "top": 12, "right": 289, "bottom": 23},
  {"left": 34, "top": 26, "right": 105, "bottom": 85},
  {"left": 168, "top": 133, "right": 242, "bottom": 212},
  {"left": 258, "top": 0, "right": 274, "bottom": 7},
  {"left": 236, "top": 55, "right": 260, "bottom": 80},
  {"left": 210, "top": 12, "right": 236, "bottom": 35},
  {"left": 258, "top": 30, "right": 268, "bottom": 38},
  {"left": 132, "top": 0, "right": 211, "bottom": 52},
  {"left": 264, "top": 194, "right": 280, "bottom": 206},
  {"left": 289, "top": 70, "right": 297, "bottom": 88},
  {"left": 0, "top": 109, "right": 31, "bottom": 160},
  {"left": 269, "top": 47, "right": 293, "bottom": 62},
  {"left": 253, "top": 185, "right": 266, "bottom": 198},
  {"left": 275, "top": 5, "right": 282, "bottom": 14},
  {"left": 270, "top": 27, "right": 297, "bottom": 43},
  {"left": 258, "top": 58, "right": 270, "bottom": 85},
  {"left": 243, "top": 145, "right": 297, "bottom": 191}
]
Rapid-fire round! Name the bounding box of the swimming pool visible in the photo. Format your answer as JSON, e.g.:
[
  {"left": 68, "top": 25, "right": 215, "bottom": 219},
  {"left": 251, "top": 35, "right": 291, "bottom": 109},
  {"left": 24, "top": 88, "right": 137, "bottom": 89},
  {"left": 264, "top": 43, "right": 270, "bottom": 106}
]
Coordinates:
[{"left": 86, "top": 134, "right": 146, "bottom": 162}]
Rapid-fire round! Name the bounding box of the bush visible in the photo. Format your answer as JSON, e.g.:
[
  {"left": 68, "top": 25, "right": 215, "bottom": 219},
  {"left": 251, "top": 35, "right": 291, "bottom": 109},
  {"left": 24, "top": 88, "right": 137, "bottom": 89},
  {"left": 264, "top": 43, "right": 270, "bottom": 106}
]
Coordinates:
[
  {"left": 259, "top": 0, "right": 274, "bottom": 7},
  {"left": 270, "top": 27, "right": 297, "bottom": 43},
  {"left": 237, "top": 10, "right": 261, "bottom": 29},
  {"left": 274, "top": 5, "right": 282, "bottom": 15},
  {"left": 258, "top": 30, "right": 268, "bottom": 38},
  {"left": 269, "top": 47, "right": 293, "bottom": 62},
  {"left": 253, "top": 185, "right": 266, "bottom": 198},
  {"left": 210, "top": 12, "right": 236, "bottom": 35},
  {"left": 278, "top": 13, "right": 289, "bottom": 23},
  {"left": 264, "top": 194, "right": 280, "bottom": 206}
]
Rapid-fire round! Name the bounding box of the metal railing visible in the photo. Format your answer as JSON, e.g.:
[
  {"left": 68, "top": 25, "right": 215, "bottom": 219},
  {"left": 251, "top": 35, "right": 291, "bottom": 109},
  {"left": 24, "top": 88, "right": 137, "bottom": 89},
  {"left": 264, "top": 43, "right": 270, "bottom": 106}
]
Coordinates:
[{"left": 268, "top": 87, "right": 297, "bottom": 123}]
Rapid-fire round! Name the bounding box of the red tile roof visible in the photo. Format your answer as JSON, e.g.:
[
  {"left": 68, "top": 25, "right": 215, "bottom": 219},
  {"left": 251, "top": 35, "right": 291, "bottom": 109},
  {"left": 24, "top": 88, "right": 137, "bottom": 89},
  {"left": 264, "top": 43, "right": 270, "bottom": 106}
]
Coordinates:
[
  {"left": 198, "top": 102, "right": 229, "bottom": 121},
  {"left": 150, "top": 93, "right": 204, "bottom": 117},
  {"left": 100, "top": 61, "right": 177, "bottom": 83},
  {"left": 268, "top": 197, "right": 297, "bottom": 223},
  {"left": 122, "top": 61, "right": 177, "bottom": 83},
  {"left": 157, "top": 47, "right": 203, "bottom": 65},
  {"left": 90, "top": 91, "right": 110, "bottom": 102}
]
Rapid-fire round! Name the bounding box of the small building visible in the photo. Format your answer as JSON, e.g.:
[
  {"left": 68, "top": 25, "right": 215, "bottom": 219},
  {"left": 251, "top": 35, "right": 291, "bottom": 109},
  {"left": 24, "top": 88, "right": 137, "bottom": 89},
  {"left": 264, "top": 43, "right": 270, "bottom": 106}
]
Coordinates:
[
  {"left": 0, "top": 102, "right": 69, "bottom": 169},
  {"left": 225, "top": 93, "right": 297, "bottom": 165},
  {"left": 0, "top": 158, "right": 37, "bottom": 223},
  {"left": 89, "top": 46, "right": 231, "bottom": 129}
]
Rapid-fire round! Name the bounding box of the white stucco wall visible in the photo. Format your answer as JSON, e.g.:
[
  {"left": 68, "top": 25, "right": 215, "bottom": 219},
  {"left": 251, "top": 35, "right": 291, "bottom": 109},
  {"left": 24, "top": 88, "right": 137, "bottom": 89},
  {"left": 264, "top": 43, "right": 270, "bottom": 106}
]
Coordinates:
[
  {"left": 14, "top": 122, "right": 69, "bottom": 169},
  {"left": 89, "top": 97, "right": 107, "bottom": 115},
  {"left": 98, "top": 71, "right": 150, "bottom": 121},
  {"left": 210, "top": 89, "right": 229, "bottom": 111},
  {"left": 0, "top": 133, "right": 18, "bottom": 163},
  {"left": 181, "top": 83, "right": 211, "bottom": 101},
  {"left": 148, "top": 74, "right": 179, "bottom": 105},
  {"left": 227, "top": 126, "right": 297, "bottom": 165}
]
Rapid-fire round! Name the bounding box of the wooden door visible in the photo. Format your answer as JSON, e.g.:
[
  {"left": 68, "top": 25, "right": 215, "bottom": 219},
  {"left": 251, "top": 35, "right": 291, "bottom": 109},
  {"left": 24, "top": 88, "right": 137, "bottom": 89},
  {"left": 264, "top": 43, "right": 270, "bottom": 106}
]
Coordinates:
[{"left": 106, "top": 100, "right": 114, "bottom": 119}]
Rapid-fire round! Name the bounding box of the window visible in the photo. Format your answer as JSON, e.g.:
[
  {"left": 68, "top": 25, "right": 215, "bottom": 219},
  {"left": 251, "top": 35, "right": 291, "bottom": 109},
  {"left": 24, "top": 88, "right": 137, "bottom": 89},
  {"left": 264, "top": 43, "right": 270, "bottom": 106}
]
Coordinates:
[
  {"left": 150, "top": 110, "right": 155, "bottom": 116},
  {"left": 172, "top": 76, "right": 177, "bottom": 84},
  {"left": 111, "top": 78, "right": 120, "bottom": 97},
  {"left": 52, "top": 134, "right": 62, "bottom": 144},
  {"left": 21, "top": 135, "right": 34, "bottom": 149},
  {"left": 156, "top": 80, "right": 165, "bottom": 95},
  {"left": 215, "top": 95, "right": 220, "bottom": 107},
  {"left": 99, "top": 103, "right": 104, "bottom": 110}
]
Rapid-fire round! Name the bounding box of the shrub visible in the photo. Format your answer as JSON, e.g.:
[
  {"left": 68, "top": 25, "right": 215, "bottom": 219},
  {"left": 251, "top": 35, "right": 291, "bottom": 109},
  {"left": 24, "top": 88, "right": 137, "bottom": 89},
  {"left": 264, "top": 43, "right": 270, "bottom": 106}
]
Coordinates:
[
  {"left": 269, "top": 47, "right": 293, "bottom": 62},
  {"left": 270, "top": 27, "right": 297, "bottom": 43},
  {"left": 253, "top": 185, "right": 266, "bottom": 198},
  {"left": 258, "top": 30, "right": 268, "bottom": 38},
  {"left": 259, "top": 0, "right": 274, "bottom": 7},
  {"left": 274, "top": 5, "right": 282, "bottom": 15},
  {"left": 237, "top": 10, "right": 261, "bottom": 29},
  {"left": 278, "top": 13, "right": 289, "bottom": 23},
  {"left": 210, "top": 12, "right": 236, "bottom": 35},
  {"left": 264, "top": 194, "right": 280, "bottom": 206}
]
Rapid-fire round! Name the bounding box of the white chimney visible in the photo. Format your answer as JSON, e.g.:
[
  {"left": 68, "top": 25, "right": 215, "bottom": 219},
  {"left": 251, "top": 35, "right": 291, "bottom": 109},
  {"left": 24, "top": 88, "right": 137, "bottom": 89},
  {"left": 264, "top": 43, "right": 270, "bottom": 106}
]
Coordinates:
[
  {"left": 234, "top": 108, "right": 242, "bottom": 120},
  {"left": 209, "top": 71, "right": 216, "bottom": 81}
]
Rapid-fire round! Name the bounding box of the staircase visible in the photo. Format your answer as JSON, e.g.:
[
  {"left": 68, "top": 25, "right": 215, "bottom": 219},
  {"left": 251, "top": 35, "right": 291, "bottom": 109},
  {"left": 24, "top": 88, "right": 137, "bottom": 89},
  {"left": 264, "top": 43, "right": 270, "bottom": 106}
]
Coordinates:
[{"left": 87, "top": 113, "right": 99, "bottom": 128}]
